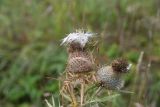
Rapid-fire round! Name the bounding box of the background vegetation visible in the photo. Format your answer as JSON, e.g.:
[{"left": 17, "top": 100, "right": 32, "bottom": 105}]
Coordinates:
[{"left": 0, "top": 0, "right": 160, "bottom": 107}]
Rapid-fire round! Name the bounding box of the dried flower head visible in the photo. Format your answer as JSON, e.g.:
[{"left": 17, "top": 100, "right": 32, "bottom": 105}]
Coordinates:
[
  {"left": 62, "top": 30, "right": 96, "bottom": 73},
  {"left": 61, "top": 31, "right": 94, "bottom": 48},
  {"left": 96, "top": 66, "right": 124, "bottom": 90},
  {"left": 111, "top": 58, "right": 131, "bottom": 73}
]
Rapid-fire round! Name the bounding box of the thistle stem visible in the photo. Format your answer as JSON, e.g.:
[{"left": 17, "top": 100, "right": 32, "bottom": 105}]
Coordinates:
[
  {"left": 80, "top": 83, "right": 84, "bottom": 106},
  {"left": 68, "top": 85, "right": 78, "bottom": 107}
]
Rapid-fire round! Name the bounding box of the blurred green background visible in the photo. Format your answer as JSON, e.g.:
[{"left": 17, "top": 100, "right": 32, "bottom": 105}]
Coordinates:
[{"left": 0, "top": 0, "right": 160, "bottom": 107}]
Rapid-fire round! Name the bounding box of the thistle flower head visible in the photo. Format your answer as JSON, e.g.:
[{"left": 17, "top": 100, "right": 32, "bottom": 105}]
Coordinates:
[
  {"left": 111, "top": 58, "right": 131, "bottom": 73},
  {"left": 61, "top": 31, "right": 94, "bottom": 48}
]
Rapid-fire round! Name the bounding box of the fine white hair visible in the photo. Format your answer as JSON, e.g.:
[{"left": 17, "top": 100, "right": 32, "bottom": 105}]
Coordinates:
[{"left": 61, "top": 31, "right": 94, "bottom": 48}]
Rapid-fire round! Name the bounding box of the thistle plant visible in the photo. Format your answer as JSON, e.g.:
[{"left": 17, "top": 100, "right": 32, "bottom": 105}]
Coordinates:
[
  {"left": 60, "top": 30, "right": 98, "bottom": 107},
  {"left": 46, "top": 30, "right": 132, "bottom": 107}
]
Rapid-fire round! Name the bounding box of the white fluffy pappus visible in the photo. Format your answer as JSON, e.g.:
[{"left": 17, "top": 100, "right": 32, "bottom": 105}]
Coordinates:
[
  {"left": 61, "top": 32, "right": 95, "bottom": 48},
  {"left": 127, "top": 64, "right": 132, "bottom": 71}
]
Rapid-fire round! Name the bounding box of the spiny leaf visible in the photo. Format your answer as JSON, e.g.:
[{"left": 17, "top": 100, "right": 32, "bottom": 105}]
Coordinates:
[{"left": 85, "top": 94, "right": 120, "bottom": 105}]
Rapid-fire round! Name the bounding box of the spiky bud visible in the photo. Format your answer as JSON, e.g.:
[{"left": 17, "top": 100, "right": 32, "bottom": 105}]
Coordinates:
[
  {"left": 96, "top": 58, "right": 132, "bottom": 90},
  {"left": 96, "top": 66, "right": 124, "bottom": 90}
]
